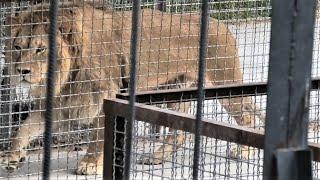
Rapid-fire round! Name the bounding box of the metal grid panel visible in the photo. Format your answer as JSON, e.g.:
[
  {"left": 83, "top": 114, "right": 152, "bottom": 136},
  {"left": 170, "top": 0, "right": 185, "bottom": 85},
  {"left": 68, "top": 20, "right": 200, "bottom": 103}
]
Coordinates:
[
  {"left": 0, "top": 0, "right": 318, "bottom": 179},
  {"left": 129, "top": 97, "right": 265, "bottom": 179},
  {"left": 104, "top": 90, "right": 320, "bottom": 179}
]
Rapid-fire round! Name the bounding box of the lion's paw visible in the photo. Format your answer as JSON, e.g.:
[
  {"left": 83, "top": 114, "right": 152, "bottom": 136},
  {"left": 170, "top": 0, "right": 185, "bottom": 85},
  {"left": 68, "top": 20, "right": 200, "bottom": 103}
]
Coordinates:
[
  {"left": 0, "top": 151, "right": 26, "bottom": 173},
  {"left": 137, "top": 153, "right": 164, "bottom": 165},
  {"left": 229, "top": 146, "right": 255, "bottom": 160},
  {"left": 76, "top": 156, "right": 103, "bottom": 175}
]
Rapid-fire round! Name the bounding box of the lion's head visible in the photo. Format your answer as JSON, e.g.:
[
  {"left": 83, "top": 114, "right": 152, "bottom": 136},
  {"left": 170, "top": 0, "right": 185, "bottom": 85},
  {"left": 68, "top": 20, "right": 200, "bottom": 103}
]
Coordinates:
[{"left": 4, "top": 5, "right": 83, "bottom": 101}]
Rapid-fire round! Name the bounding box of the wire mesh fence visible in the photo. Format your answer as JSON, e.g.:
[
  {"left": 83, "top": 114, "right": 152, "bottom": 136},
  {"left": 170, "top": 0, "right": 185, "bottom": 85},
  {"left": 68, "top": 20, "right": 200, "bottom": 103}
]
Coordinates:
[
  {"left": 105, "top": 93, "right": 266, "bottom": 179},
  {"left": 0, "top": 0, "right": 318, "bottom": 179}
]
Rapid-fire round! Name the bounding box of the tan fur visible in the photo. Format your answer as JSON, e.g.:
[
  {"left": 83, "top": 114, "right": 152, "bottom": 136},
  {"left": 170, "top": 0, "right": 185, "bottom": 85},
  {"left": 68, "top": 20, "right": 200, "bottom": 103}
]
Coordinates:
[{"left": 1, "top": 2, "right": 261, "bottom": 175}]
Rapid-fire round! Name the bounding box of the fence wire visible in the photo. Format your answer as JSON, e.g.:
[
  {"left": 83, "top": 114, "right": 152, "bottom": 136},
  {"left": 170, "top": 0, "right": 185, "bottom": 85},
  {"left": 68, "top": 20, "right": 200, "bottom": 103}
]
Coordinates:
[{"left": 0, "top": 0, "right": 319, "bottom": 179}]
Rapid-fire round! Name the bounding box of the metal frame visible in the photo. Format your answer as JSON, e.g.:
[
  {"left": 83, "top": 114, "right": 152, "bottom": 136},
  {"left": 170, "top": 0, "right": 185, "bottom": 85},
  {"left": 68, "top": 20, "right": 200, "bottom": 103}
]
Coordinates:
[
  {"left": 116, "top": 79, "right": 320, "bottom": 104},
  {"left": 103, "top": 98, "right": 320, "bottom": 179},
  {"left": 103, "top": 77, "right": 320, "bottom": 180}
]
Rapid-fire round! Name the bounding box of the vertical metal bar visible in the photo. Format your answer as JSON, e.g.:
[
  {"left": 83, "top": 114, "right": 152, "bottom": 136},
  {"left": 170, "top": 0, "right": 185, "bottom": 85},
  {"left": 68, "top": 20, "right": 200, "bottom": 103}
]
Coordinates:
[
  {"left": 103, "top": 114, "right": 115, "bottom": 180},
  {"left": 0, "top": 0, "right": 12, "bottom": 151},
  {"left": 42, "top": 0, "right": 58, "bottom": 179},
  {"left": 263, "top": 0, "right": 316, "bottom": 179},
  {"left": 275, "top": 149, "right": 312, "bottom": 179},
  {"left": 104, "top": 115, "right": 126, "bottom": 180},
  {"left": 123, "top": 0, "right": 141, "bottom": 179},
  {"left": 0, "top": 69, "right": 10, "bottom": 151},
  {"left": 156, "top": 0, "right": 166, "bottom": 12},
  {"left": 104, "top": 114, "right": 126, "bottom": 180},
  {"left": 192, "top": 0, "right": 209, "bottom": 179},
  {"left": 0, "top": 0, "right": 10, "bottom": 149},
  {"left": 114, "top": 116, "right": 126, "bottom": 179}
]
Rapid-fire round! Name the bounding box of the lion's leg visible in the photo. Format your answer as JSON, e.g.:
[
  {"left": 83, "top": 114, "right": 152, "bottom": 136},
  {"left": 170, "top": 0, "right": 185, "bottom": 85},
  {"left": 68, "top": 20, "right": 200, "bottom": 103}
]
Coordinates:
[
  {"left": 138, "top": 77, "right": 192, "bottom": 164},
  {"left": 207, "top": 53, "right": 264, "bottom": 159},
  {"left": 0, "top": 112, "right": 44, "bottom": 172},
  {"left": 76, "top": 85, "right": 118, "bottom": 175},
  {"left": 76, "top": 115, "right": 104, "bottom": 175},
  {"left": 219, "top": 96, "right": 263, "bottom": 126},
  {"left": 219, "top": 96, "right": 263, "bottom": 159},
  {"left": 139, "top": 101, "right": 190, "bottom": 165}
]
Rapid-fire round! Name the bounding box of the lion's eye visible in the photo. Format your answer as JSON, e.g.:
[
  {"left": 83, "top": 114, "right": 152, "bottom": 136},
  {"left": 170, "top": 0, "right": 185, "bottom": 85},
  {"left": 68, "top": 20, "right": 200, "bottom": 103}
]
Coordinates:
[
  {"left": 14, "top": 45, "right": 21, "bottom": 51},
  {"left": 36, "top": 47, "right": 46, "bottom": 54}
]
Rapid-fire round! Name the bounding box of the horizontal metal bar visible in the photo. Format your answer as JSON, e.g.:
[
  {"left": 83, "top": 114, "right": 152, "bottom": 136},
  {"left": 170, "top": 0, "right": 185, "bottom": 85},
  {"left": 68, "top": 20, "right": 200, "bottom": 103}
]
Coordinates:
[
  {"left": 116, "top": 78, "right": 320, "bottom": 103},
  {"left": 103, "top": 98, "right": 320, "bottom": 162}
]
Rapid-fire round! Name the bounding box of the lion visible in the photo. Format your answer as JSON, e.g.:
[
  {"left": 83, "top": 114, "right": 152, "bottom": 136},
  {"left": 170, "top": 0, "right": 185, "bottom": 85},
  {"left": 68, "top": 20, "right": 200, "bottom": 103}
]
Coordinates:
[{"left": 0, "top": 2, "right": 262, "bottom": 175}]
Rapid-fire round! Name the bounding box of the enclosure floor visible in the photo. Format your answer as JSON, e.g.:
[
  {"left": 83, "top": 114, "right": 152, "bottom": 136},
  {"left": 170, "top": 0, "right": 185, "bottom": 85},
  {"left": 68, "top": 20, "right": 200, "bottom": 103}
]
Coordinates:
[
  {"left": 0, "top": 142, "right": 263, "bottom": 180},
  {"left": 0, "top": 149, "right": 104, "bottom": 180}
]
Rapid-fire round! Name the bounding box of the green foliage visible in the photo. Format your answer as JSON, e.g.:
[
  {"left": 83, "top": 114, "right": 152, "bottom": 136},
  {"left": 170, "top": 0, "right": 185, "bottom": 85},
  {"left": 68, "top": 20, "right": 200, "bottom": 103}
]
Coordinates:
[
  {"left": 108, "top": 0, "right": 271, "bottom": 20},
  {"left": 167, "top": 0, "right": 271, "bottom": 20},
  {"left": 211, "top": 0, "right": 271, "bottom": 20}
]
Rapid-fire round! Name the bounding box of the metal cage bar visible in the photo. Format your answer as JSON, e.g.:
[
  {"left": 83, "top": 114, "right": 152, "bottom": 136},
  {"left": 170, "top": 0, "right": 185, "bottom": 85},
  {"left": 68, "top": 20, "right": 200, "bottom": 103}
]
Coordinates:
[
  {"left": 42, "top": 0, "right": 58, "bottom": 179},
  {"left": 263, "top": 0, "right": 317, "bottom": 179},
  {"left": 192, "top": 0, "right": 209, "bottom": 178},
  {"left": 124, "top": 0, "right": 141, "bottom": 179}
]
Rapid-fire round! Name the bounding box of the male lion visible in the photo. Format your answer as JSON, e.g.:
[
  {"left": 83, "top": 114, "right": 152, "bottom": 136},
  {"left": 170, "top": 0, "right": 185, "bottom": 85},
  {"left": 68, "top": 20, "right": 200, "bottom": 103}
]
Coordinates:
[{"left": 0, "top": 2, "right": 262, "bottom": 175}]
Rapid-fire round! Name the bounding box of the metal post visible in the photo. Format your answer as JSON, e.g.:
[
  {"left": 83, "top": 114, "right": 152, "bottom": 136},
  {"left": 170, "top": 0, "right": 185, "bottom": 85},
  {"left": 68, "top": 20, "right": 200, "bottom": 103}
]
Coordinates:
[
  {"left": 123, "top": 0, "right": 141, "bottom": 178},
  {"left": 156, "top": 0, "right": 166, "bottom": 11},
  {"left": 42, "top": 0, "right": 58, "bottom": 179},
  {"left": 263, "top": 0, "right": 316, "bottom": 179},
  {"left": 104, "top": 114, "right": 125, "bottom": 180},
  {"left": 192, "top": 0, "right": 209, "bottom": 178}
]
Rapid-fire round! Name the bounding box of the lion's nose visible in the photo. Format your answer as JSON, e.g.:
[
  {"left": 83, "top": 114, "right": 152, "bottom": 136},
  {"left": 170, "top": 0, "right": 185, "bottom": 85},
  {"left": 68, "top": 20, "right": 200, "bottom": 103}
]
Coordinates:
[{"left": 16, "top": 68, "right": 31, "bottom": 75}]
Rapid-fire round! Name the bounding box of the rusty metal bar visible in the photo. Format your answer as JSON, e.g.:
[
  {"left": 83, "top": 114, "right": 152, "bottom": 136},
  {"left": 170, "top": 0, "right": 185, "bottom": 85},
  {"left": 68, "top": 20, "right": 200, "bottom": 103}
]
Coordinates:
[
  {"left": 116, "top": 79, "right": 320, "bottom": 104},
  {"left": 103, "top": 98, "right": 320, "bottom": 162}
]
